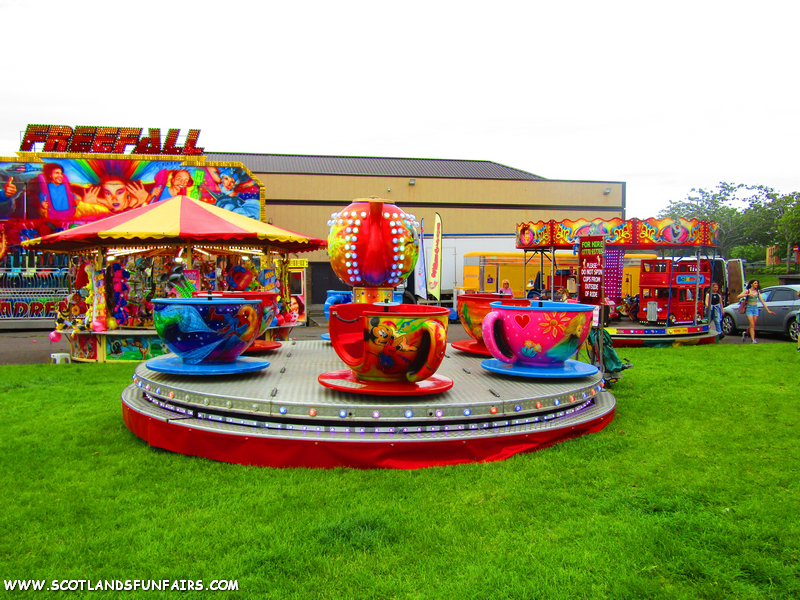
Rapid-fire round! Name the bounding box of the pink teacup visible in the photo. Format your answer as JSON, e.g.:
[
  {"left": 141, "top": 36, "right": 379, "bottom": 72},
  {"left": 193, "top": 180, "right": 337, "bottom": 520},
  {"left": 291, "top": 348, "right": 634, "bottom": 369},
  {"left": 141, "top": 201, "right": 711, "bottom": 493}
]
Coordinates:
[
  {"left": 482, "top": 300, "right": 593, "bottom": 368},
  {"left": 456, "top": 293, "right": 529, "bottom": 354}
]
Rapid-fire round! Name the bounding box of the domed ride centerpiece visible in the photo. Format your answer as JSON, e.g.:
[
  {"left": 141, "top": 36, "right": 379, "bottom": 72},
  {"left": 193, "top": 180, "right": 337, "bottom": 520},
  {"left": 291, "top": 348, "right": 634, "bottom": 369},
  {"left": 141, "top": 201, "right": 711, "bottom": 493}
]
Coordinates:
[
  {"left": 321, "top": 197, "right": 453, "bottom": 395},
  {"left": 327, "top": 197, "right": 420, "bottom": 304}
]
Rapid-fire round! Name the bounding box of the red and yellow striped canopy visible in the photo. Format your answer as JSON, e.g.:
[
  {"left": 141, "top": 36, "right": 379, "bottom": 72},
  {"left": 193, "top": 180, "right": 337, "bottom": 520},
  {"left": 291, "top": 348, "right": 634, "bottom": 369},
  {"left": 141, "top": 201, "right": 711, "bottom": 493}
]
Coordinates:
[{"left": 22, "top": 195, "right": 325, "bottom": 254}]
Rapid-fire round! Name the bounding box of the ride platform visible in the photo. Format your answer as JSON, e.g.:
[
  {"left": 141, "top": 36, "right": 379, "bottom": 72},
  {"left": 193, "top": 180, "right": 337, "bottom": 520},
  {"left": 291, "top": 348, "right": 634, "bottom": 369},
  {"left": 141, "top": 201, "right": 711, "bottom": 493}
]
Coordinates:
[
  {"left": 122, "top": 340, "right": 615, "bottom": 469},
  {"left": 606, "top": 322, "right": 717, "bottom": 347}
]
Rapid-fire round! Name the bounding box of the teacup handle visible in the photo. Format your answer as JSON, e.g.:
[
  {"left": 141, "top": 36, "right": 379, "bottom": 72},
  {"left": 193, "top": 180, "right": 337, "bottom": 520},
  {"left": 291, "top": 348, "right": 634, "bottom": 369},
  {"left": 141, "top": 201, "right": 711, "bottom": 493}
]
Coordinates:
[
  {"left": 407, "top": 319, "right": 447, "bottom": 382},
  {"left": 329, "top": 311, "right": 362, "bottom": 368},
  {"left": 482, "top": 311, "right": 514, "bottom": 364}
]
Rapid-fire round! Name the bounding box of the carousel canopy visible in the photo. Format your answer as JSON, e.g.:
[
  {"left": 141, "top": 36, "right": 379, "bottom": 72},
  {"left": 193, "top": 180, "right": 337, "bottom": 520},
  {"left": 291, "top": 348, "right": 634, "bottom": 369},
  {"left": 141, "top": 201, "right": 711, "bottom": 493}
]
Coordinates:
[{"left": 21, "top": 195, "right": 326, "bottom": 254}]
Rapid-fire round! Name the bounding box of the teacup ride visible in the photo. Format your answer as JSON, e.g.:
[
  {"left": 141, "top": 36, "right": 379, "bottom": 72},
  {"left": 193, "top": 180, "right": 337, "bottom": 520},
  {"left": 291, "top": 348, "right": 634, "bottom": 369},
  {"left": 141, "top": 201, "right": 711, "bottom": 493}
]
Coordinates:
[
  {"left": 192, "top": 290, "right": 281, "bottom": 351},
  {"left": 319, "top": 302, "right": 452, "bottom": 395},
  {"left": 453, "top": 293, "right": 529, "bottom": 355},
  {"left": 481, "top": 300, "right": 599, "bottom": 379},
  {"left": 121, "top": 199, "right": 617, "bottom": 468},
  {"left": 147, "top": 297, "right": 269, "bottom": 375}
]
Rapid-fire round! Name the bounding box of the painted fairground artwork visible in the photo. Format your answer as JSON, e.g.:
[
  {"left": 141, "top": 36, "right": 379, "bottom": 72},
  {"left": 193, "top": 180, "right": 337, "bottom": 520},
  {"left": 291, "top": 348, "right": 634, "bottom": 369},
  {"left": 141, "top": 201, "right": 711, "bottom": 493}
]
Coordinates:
[
  {"left": 0, "top": 157, "right": 262, "bottom": 246},
  {"left": 357, "top": 314, "right": 447, "bottom": 382},
  {"left": 553, "top": 218, "right": 632, "bottom": 247},
  {"left": 0, "top": 295, "right": 67, "bottom": 319},
  {"left": 516, "top": 217, "right": 719, "bottom": 249},
  {"left": 636, "top": 217, "right": 715, "bottom": 247},
  {"left": 105, "top": 335, "right": 169, "bottom": 362},
  {"left": 69, "top": 333, "right": 99, "bottom": 361}
]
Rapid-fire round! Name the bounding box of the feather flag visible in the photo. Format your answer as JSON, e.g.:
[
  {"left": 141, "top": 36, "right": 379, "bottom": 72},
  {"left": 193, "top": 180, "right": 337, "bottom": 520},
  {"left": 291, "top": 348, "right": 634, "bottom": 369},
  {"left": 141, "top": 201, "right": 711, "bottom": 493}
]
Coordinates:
[
  {"left": 414, "top": 218, "right": 428, "bottom": 298},
  {"left": 427, "top": 213, "right": 443, "bottom": 301}
]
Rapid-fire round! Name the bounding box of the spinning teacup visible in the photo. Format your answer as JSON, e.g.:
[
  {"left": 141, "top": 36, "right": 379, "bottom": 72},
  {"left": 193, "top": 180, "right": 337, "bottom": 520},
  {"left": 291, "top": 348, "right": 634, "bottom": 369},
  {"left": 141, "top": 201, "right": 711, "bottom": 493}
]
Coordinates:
[
  {"left": 192, "top": 291, "right": 277, "bottom": 338},
  {"left": 192, "top": 290, "right": 281, "bottom": 351},
  {"left": 152, "top": 297, "right": 263, "bottom": 366},
  {"left": 454, "top": 293, "right": 529, "bottom": 355},
  {"left": 482, "top": 300, "right": 594, "bottom": 371},
  {"left": 320, "top": 303, "right": 452, "bottom": 395}
]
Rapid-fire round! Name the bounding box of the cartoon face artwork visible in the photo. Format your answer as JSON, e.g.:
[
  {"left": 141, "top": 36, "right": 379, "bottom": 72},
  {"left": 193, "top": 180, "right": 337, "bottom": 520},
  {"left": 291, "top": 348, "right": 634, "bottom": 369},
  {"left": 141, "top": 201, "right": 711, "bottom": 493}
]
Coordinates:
[{"left": 366, "top": 318, "right": 393, "bottom": 348}]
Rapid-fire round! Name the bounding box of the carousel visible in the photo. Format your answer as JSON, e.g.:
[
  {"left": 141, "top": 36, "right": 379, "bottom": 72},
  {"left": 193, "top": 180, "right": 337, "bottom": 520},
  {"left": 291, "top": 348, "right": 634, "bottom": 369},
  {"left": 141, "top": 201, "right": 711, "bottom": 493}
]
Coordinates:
[{"left": 21, "top": 195, "right": 325, "bottom": 362}]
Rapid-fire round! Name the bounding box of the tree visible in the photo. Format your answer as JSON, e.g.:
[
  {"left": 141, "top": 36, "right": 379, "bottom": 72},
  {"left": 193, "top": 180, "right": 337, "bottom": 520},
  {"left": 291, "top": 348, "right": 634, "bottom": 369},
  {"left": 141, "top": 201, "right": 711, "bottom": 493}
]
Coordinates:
[
  {"left": 660, "top": 183, "right": 800, "bottom": 269},
  {"left": 658, "top": 183, "right": 751, "bottom": 258},
  {"left": 775, "top": 192, "right": 800, "bottom": 273}
]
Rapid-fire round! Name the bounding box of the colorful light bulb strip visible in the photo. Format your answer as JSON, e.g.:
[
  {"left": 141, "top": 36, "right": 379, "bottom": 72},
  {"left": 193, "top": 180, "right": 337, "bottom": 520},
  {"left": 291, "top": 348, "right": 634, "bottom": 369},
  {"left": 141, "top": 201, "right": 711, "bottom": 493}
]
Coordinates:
[
  {"left": 139, "top": 390, "right": 601, "bottom": 440},
  {"left": 133, "top": 373, "right": 604, "bottom": 424}
]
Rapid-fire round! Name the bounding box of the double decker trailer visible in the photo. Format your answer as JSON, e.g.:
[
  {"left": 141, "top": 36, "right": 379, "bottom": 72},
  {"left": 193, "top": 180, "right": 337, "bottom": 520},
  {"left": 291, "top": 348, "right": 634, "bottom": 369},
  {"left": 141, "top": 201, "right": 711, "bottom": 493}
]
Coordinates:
[{"left": 636, "top": 258, "right": 711, "bottom": 326}]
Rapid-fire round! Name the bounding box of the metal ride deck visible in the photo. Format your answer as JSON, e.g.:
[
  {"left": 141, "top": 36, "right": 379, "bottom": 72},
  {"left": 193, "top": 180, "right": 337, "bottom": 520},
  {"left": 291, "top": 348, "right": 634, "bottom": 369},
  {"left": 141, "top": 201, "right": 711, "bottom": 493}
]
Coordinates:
[
  {"left": 122, "top": 340, "right": 616, "bottom": 469},
  {"left": 606, "top": 323, "right": 717, "bottom": 347}
]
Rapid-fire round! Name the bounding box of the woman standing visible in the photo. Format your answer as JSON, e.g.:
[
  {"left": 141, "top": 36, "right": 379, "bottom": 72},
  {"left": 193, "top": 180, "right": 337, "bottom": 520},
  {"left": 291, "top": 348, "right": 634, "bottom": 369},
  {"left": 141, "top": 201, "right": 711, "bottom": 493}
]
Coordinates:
[
  {"left": 500, "top": 279, "right": 513, "bottom": 296},
  {"left": 737, "top": 279, "right": 774, "bottom": 344}
]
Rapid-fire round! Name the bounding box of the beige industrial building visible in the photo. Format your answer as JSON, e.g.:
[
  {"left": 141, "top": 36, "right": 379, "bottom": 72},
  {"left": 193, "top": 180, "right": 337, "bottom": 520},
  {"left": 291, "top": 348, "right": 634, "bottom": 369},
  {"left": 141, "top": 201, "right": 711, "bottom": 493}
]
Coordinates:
[{"left": 207, "top": 153, "right": 626, "bottom": 303}]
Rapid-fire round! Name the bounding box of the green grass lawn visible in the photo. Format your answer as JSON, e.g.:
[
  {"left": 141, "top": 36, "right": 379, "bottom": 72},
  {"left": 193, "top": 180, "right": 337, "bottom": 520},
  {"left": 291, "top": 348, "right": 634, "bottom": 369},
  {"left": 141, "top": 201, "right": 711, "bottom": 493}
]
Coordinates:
[
  {"left": 754, "top": 273, "right": 781, "bottom": 288},
  {"left": 1, "top": 344, "right": 798, "bottom": 599}
]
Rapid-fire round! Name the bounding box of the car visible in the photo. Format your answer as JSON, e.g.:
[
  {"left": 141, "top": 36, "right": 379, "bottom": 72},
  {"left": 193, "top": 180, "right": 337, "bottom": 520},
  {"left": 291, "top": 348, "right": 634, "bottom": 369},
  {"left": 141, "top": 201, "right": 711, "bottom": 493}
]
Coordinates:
[{"left": 721, "top": 284, "right": 800, "bottom": 341}]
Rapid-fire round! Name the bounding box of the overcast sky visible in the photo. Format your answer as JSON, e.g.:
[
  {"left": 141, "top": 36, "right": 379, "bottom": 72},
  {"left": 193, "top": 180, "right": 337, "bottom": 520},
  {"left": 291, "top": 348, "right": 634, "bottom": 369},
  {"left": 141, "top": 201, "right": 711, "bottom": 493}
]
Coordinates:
[{"left": 2, "top": 0, "right": 798, "bottom": 219}]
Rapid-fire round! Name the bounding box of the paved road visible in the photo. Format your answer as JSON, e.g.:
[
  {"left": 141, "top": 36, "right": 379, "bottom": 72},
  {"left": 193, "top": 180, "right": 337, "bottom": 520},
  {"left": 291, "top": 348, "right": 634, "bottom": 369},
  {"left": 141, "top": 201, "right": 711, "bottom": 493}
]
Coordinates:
[{"left": 0, "top": 320, "right": 792, "bottom": 366}]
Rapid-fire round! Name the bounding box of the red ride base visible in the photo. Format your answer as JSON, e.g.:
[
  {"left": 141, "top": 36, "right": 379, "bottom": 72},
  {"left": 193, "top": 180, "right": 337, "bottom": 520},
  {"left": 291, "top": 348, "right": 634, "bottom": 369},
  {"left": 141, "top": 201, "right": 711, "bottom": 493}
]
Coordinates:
[
  {"left": 450, "top": 339, "right": 492, "bottom": 356},
  {"left": 317, "top": 369, "right": 454, "bottom": 396},
  {"left": 121, "top": 400, "right": 614, "bottom": 470}
]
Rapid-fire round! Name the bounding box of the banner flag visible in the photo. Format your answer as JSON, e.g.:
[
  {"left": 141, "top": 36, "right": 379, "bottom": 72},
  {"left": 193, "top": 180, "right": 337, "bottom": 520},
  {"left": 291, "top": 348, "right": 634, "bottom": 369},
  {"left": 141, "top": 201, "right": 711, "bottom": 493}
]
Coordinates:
[
  {"left": 427, "top": 213, "right": 443, "bottom": 301},
  {"left": 414, "top": 218, "right": 428, "bottom": 298}
]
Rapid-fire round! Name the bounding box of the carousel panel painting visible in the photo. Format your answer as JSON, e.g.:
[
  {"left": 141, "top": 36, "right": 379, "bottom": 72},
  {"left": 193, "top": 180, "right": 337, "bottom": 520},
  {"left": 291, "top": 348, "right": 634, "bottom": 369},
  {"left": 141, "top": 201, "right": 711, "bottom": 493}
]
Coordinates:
[{"left": 0, "top": 157, "right": 263, "bottom": 246}]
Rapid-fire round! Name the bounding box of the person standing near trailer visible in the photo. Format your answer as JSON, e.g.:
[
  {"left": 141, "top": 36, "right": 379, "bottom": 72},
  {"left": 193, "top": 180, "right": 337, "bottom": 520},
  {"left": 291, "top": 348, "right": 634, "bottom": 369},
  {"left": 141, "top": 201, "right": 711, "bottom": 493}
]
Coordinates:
[{"left": 705, "top": 282, "right": 724, "bottom": 339}]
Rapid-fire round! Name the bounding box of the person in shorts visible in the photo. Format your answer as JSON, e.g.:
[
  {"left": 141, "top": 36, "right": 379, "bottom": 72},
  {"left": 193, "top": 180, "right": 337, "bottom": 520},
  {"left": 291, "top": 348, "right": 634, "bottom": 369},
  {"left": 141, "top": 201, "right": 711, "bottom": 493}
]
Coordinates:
[{"left": 736, "top": 279, "right": 774, "bottom": 344}]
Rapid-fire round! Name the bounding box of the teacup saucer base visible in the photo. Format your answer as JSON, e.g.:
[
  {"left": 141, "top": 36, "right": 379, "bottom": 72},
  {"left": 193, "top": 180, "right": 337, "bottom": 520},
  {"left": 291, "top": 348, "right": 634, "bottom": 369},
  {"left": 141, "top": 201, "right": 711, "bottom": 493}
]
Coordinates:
[
  {"left": 318, "top": 369, "right": 453, "bottom": 396},
  {"left": 450, "top": 339, "right": 492, "bottom": 356},
  {"left": 147, "top": 355, "right": 270, "bottom": 375},
  {"left": 481, "top": 359, "right": 598, "bottom": 379},
  {"left": 244, "top": 340, "right": 282, "bottom": 352}
]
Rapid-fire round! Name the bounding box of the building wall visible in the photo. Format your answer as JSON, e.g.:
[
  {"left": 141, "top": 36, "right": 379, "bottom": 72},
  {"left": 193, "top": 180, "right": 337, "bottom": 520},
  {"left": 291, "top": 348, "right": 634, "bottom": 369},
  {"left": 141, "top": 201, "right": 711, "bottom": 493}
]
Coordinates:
[{"left": 256, "top": 173, "right": 625, "bottom": 264}]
